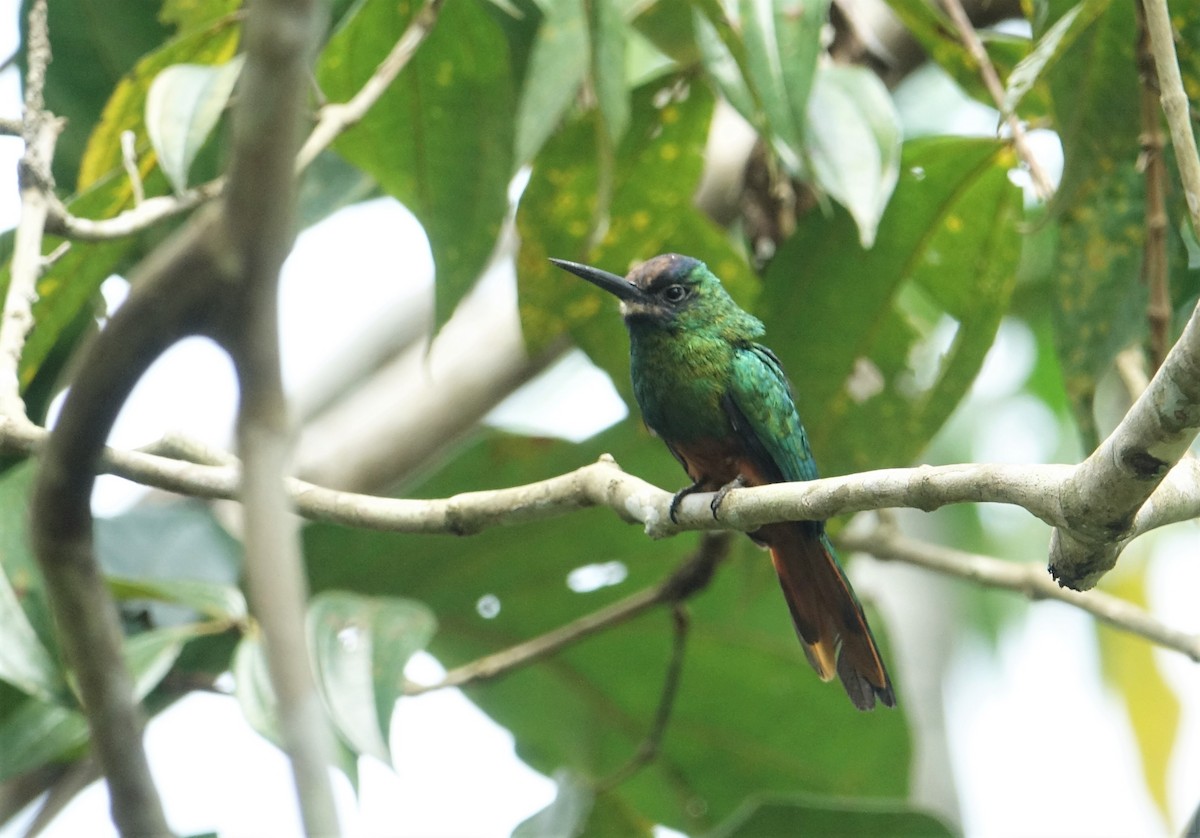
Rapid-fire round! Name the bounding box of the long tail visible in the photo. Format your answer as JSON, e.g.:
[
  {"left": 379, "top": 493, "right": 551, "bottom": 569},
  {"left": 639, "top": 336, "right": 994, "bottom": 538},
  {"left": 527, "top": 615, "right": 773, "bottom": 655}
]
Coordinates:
[{"left": 765, "top": 523, "right": 894, "bottom": 710}]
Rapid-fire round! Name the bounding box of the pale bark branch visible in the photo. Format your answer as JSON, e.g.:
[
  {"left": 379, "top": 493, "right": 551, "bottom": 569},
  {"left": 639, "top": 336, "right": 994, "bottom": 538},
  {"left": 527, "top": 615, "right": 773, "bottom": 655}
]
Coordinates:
[
  {"left": 842, "top": 523, "right": 1200, "bottom": 662},
  {"left": 0, "top": 0, "right": 61, "bottom": 422},
  {"left": 294, "top": 0, "right": 446, "bottom": 172},
  {"left": 3, "top": 414, "right": 1196, "bottom": 548},
  {"left": 1048, "top": 303, "right": 1200, "bottom": 589},
  {"left": 43, "top": 179, "right": 225, "bottom": 242},
  {"left": 1044, "top": 0, "right": 1200, "bottom": 590}
]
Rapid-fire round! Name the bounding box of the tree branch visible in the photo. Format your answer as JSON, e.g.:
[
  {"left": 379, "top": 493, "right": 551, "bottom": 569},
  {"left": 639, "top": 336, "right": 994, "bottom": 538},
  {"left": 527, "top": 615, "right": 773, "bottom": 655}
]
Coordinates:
[
  {"left": 1044, "top": 0, "right": 1200, "bottom": 591},
  {"left": 938, "top": 0, "right": 1055, "bottom": 200},
  {"left": 1141, "top": 0, "right": 1200, "bottom": 236},
  {"left": 43, "top": 179, "right": 225, "bottom": 242},
  {"left": 0, "top": 0, "right": 61, "bottom": 422},
  {"left": 294, "top": 0, "right": 445, "bottom": 172},
  {"left": 1135, "top": 0, "right": 1171, "bottom": 370},
  {"left": 405, "top": 533, "right": 729, "bottom": 696},
  {"left": 1048, "top": 301, "right": 1200, "bottom": 588},
  {"left": 841, "top": 522, "right": 1200, "bottom": 662},
  {"left": 214, "top": 0, "right": 337, "bottom": 832}
]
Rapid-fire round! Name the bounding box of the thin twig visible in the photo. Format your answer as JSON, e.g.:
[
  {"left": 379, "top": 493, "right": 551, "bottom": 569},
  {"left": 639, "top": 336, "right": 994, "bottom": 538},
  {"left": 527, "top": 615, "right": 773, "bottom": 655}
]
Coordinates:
[
  {"left": 940, "top": 0, "right": 1055, "bottom": 200},
  {"left": 406, "top": 533, "right": 728, "bottom": 696},
  {"left": 843, "top": 521, "right": 1200, "bottom": 661},
  {"left": 119, "top": 130, "right": 145, "bottom": 206},
  {"left": 0, "top": 0, "right": 62, "bottom": 421},
  {"left": 43, "top": 0, "right": 445, "bottom": 244},
  {"left": 294, "top": 0, "right": 446, "bottom": 171},
  {"left": 594, "top": 603, "right": 692, "bottom": 793},
  {"left": 44, "top": 179, "right": 225, "bottom": 241}
]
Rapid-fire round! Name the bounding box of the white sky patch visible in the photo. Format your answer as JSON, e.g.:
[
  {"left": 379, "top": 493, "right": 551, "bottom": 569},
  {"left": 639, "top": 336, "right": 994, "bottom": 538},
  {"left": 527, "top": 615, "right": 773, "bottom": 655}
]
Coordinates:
[
  {"left": 485, "top": 348, "right": 628, "bottom": 442},
  {"left": 972, "top": 317, "right": 1037, "bottom": 400},
  {"left": 971, "top": 394, "right": 1061, "bottom": 465}
]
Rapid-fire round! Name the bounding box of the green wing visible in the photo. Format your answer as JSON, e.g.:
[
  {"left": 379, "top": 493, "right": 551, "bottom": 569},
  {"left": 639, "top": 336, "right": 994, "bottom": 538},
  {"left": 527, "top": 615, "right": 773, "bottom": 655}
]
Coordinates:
[{"left": 723, "top": 344, "right": 819, "bottom": 483}]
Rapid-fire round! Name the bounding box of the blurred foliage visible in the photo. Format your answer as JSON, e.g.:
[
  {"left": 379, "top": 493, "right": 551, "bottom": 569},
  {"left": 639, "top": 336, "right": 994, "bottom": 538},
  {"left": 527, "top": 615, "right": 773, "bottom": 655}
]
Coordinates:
[{"left": 2, "top": 0, "right": 1198, "bottom": 833}]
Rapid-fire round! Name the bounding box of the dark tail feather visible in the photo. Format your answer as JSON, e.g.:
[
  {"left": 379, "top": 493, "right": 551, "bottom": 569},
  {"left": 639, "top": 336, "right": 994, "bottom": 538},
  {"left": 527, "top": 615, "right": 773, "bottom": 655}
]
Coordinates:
[{"left": 766, "top": 524, "right": 895, "bottom": 711}]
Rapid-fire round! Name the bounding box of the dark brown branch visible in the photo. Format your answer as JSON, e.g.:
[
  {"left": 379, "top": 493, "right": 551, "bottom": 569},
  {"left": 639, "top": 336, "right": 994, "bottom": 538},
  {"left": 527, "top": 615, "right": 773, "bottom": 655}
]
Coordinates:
[
  {"left": 31, "top": 211, "right": 229, "bottom": 838},
  {"left": 1136, "top": 0, "right": 1171, "bottom": 370}
]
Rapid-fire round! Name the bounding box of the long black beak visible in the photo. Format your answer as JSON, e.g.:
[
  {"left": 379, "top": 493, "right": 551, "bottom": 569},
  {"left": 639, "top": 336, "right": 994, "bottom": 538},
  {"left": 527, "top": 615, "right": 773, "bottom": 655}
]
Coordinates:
[{"left": 550, "top": 258, "right": 648, "bottom": 303}]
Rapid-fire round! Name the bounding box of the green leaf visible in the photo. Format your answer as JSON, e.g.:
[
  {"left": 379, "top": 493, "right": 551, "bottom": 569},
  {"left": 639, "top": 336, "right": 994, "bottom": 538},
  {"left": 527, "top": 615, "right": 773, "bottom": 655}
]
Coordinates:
[
  {"left": 19, "top": 0, "right": 172, "bottom": 190},
  {"left": 0, "top": 566, "right": 62, "bottom": 703},
  {"left": 1097, "top": 560, "right": 1179, "bottom": 823},
  {"left": 318, "top": 0, "right": 516, "bottom": 334},
  {"left": 145, "top": 56, "right": 245, "bottom": 194},
  {"left": 514, "top": 0, "right": 587, "bottom": 163},
  {"left": 738, "top": 0, "right": 829, "bottom": 170},
  {"left": 124, "top": 627, "right": 188, "bottom": 701},
  {"left": 517, "top": 71, "right": 757, "bottom": 388},
  {"left": 295, "top": 150, "right": 381, "bottom": 231},
  {"left": 707, "top": 793, "right": 957, "bottom": 838},
  {"left": 307, "top": 592, "right": 436, "bottom": 762},
  {"left": 514, "top": 769, "right": 655, "bottom": 838},
  {"left": 1003, "top": 0, "right": 1108, "bottom": 115},
  {"left": 160, "top": 0, "right": 244, "bottom": 31},
  {"left": 806, "top": 65, "right": 902, "bottom": 248},
  {"left": 108, "top": 576, "right": 248, "bottom": 624},
  {"left": 303, "top": 424, "right": 911, "bottom": 834},
  {"left": 77, "top": 13, "right": 243, "bottom": 191},
  {"left": 1050, "top": 162, "right": 1146, "bottom": 442},
  {"left": 693, "top": 3, "right": 760, "bottom": 126},
  {"left": 1041, "top": 0, "right": 1136, "bottom": 213},
  {"left": 96, "top": 501, "right": 243, "bottom": 628},
  {"left": 0, "top": 462, "right": 56, "bottom": 659},
  {"left": 761, "top": 137, "right": 1022, "bottom": 476},
  {"left": 589, "top": 0, "right": 630, "bottom": 145},
  {"left": 0, "top": 685, "right": 88, "bottom": 783},
  {"left": 232, "top": 633, "right": 280, "bottom": 745}
]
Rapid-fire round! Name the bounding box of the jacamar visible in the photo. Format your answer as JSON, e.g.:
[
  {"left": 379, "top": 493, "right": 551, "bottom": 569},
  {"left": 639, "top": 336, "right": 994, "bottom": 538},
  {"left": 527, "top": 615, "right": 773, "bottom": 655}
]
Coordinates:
[{"left": 552, "top": 253, "right": 894, "bottom": 710}]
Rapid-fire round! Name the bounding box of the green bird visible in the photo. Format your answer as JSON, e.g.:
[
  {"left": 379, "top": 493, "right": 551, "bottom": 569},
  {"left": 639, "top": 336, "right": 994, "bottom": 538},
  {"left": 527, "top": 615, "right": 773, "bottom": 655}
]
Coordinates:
[{"left": 552, "top": 253, "right": 894, "bottom": 710}]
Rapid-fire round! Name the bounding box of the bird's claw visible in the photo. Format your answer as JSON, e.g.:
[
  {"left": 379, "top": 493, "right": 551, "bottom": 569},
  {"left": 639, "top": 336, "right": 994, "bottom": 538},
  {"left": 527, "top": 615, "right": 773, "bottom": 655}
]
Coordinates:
[
  {"left": 709, "top": 476, "right": 746, "bottom": 519},
  {"left": 669, "top": 482, "right": 705, "bottom": 524}
]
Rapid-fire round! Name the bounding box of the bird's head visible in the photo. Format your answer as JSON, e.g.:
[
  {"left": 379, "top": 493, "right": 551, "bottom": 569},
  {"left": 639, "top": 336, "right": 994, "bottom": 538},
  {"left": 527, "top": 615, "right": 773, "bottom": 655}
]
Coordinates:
[{"left": 551, "top": 253, "right": 762, "bottom": 339}]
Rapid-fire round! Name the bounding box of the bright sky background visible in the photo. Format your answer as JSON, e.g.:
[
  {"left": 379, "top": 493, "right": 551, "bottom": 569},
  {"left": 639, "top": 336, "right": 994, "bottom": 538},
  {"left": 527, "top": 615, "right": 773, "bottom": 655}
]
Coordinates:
[{"left": 1, "top": 3, "right": 1199, "bottom": 837}]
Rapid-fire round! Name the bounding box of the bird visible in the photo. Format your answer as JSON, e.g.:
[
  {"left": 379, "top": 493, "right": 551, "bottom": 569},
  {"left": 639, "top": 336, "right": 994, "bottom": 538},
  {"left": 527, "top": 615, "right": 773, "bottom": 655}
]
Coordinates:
[{"left": 551, "top": 253, "right": 894, "bottom": 710}]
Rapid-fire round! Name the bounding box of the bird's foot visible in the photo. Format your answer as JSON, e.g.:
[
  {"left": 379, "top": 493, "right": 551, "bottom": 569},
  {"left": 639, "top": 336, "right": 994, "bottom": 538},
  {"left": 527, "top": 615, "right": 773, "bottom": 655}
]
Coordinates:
[
  {"left": 709, "top": 475, "right": 747, "bottom": 518},
  {"left": 669, "top": 482, "right": 706, "bottom": 524}
]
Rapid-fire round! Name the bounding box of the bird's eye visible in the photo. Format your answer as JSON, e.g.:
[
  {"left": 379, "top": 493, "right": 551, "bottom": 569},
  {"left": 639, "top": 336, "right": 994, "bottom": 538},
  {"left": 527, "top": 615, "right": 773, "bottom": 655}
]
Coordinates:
[{"left": 662, "top": 284, "right": 689, "bottom": 303}]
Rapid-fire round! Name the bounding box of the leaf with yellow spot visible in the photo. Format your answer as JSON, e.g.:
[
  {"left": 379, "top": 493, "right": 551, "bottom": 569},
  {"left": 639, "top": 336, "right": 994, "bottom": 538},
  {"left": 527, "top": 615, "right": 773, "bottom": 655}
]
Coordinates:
[
  {"left": 318, "top": 0, "right": 515, "bottom": 335},
  {"left": 517, "top": 73, "right": 757, "bottom": 401},
  {"left": 78, "top": 14, "right": 242, "bottom": 191},
  {"left": 1096, "top": 554, "right": 1180, "bottom": 824}
]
